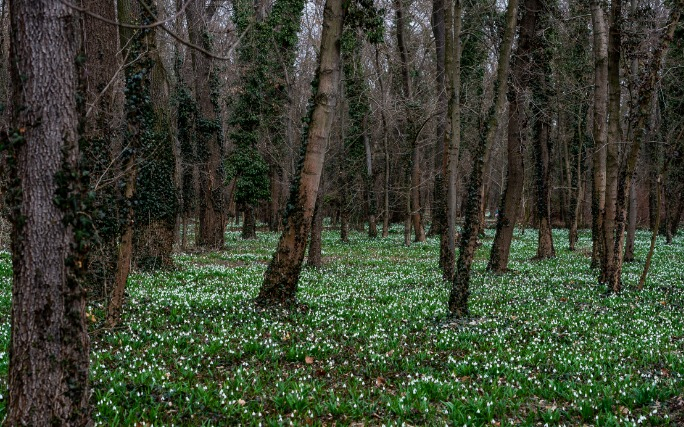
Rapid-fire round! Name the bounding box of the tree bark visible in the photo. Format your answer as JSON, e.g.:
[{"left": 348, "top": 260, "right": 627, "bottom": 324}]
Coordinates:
[
  {"left": 605, "top": 5, "right": 681, "bottom": 292},
  {"left": 187, "top": 0, "right": 224, "bottom": 250},
  {"left": 395, "top": 0, "right": 425, "bottom": 243},
  {"left": 257, "top": 0, "right": 345, "bottom": 305},
  {"left": 439, "top": 0, "right": 462, "bottom": 280},
  {"left": 489, "top": 0, "right": 539, "bottom": 273},
  {"left": 600, "top": 0, "right": 621, "bottom": 284},
  {"left": 590, "top": 0, "right": 608, "bottom": 269},
  {"left": 307, "top": 179, "right": 324, "bottom": 267},
  {"left": 449, "top": 0, "right": 518, "bottom": 318},
  {"left": 5, "top": 0, "right": 90, "bottom": 424},
  {"left": 531, "top": 2, "right": 555, "bottom": 260},
  {"left": 624, "top": 176, "right": 637, "bottom": 261}
]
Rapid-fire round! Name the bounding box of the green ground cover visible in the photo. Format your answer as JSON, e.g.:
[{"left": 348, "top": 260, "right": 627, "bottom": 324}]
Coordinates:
[{"left": 0, "top": 228, "right": 682, "bottom": 426}]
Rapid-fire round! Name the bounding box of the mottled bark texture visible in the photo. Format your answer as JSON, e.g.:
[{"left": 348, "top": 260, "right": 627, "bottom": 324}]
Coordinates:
[
  {"left": 531, "top": 2, "right": 555, "bottom": 260},
  {"left": 5, "top": 0, "right": 91, "bottom": 424},
  {"left": 187, "top": 0, "right": 224, "bottom": 249},
  {"left": 489, "top": 0, "right": 539, "bottom": 273},
  {"left": 449, "top": 0, "right": 518, "bottom": 318},
  {"left": 590, "top": 0, "right": 608, "bottom": 270},
  {"left": 257, "top": 0, "right": 345, "bottom": 305},
  {"left": 440, "top": 0, "right": 462, "bottom": 281},
  {"left": 600, "top": 0, "right": 621, "bottom": 284}
]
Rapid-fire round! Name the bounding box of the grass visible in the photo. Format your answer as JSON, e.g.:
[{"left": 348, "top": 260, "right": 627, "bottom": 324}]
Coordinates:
[{"left": 0, "top": 227, "right": 682, "bottom": 426}]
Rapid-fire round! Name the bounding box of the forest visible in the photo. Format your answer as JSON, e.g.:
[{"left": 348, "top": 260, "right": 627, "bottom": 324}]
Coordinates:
[{"left": 0, "top": 0, "right": 683, "bottom": 425}]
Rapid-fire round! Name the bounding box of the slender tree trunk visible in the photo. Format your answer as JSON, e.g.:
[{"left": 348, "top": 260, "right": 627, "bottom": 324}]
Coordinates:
[
  {"left": 638, "top": 174, "right": 662, "bottom": 289},
  {"left": 257, "top": 0, "right": 345, "bottom": 305},
  {"left": 624, "top": 177, "right": 637, "bottom": 261},
  {"left": 449, "top": 0, "right": 518, "bottom": 318},
  {"left": 5, "top": 0, "right": 90, "bottom": 423},
  {"left": 489, "top": 0, "right": 538, "bottom": 273},
  {"left": 395, "top": 0, "right": 426, "bottom": 243},
  {"left": 308, "top": 179, "right": 324, "bottom": 267},
  {"left": 590, "top": 0, "right": 608, "bottom": 269},
  {"left": 242, "top": 204, "right": 257, "bottom": 239},
  {"left": 440, "top": 0, "right": 462, "bottom": 280},
  {"left": 364, "top": 125, "right": 378, "bottom": 238},
  {"left": 431, "top": 0, "right": 446, "bottom": 241},
  {"left": 109, "top": 0, "right": 156, "bottom": 326},
  {"left": 605, "top": 6, "right": 681, "bottom": 292}
]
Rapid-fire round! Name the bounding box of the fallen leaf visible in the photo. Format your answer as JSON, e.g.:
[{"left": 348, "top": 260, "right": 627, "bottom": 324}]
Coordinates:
[
  {"left": 305, "top": 356, "right": 314, "bottom": 364},
  {"left": 386, "top": 349, "right": 395, "bottom": 357},
  {"left": 376, "top": 377, "right": 386, "bottom": 386},
  {"left": 237, "top": 399, "right": 246, "bottom": 406}
]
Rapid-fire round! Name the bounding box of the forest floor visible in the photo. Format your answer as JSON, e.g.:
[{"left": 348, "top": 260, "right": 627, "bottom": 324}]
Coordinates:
[{"left": 0, "top": 227, "right": 683, "bottom": 426}]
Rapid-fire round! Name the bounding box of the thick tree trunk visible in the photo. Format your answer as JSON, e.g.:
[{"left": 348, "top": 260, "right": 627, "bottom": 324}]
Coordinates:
[
  {"left": 449, "top": 0, "right": 518, "bottom": 318},
  {"left": 600, "top": 0, "right": 621, "bottom": 284},
  {"left": 531, "top": 3, "right": 555, "bottom": 260},
  {"left": 242, "top": 204, "right": 257, "bottom": 239},
  {"left": 5, "top": 0, "right": 91, "bottom": 424},
  {"left": 257, "top": 0, "right": 345, "bottom": 305},
  {"left": 489, "top": 0, "right": 538, "bottom": 273},
  {"left": 187, "top": 0, "right": 224, "bottom": 249},
  {"left": 590, "top": 0, "right": 608, "bottom": 269}
]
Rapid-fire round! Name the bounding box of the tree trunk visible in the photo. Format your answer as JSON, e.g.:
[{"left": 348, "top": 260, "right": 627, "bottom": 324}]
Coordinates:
[
  {"left": 624, "top": 176, "right": 637, "bottom": 261},
  {"left": 257, "top": 0, "right": 345, "bottom": 305},
  {"left": 5, "top": 0, "right": 91, "bottom": 423},
  {"left": 431, "top": 0, "right": 446, "bottom": 241},
  {"left": 440, "top": 0, "right": 462, "bottom": 281},
  {"left": 449, "top": 0, "right": 518, "bottom": 318},
  {"left": 242, "top": 204, "right": 257, "bottom": 239},
  {"left": 395, "top": 0, "right": 425, "bottom": 243},
  {"left": 590, "top": 0, "right": 608, "bottom": 269},
  {"left": 187, "top": 0, "right": 224, "bottom": 250},
  {"left": 531, "top": 3, "right": 555, "bottom": 260},
  {"left": 600, "top": 0, "right": 621, "bottom": 284},
  {"left": 109, "top": 0, "right": 157, "bottom": 327},
  {"left": 308, "top": 179, "right": 324, "bottom": 268},
  {"left": 605, "top": 6, "right": 681, "bottom": 292},
  {"left": 489, "top": 0, "right": 538, "bottom": 273}
]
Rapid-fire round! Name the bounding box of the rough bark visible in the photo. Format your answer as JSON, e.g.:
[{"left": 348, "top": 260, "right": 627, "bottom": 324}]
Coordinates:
[
  {"left": 5, "top": 0, "right": 91, "bottom": 424},
  {"left": 257, "top": 0, "right": 345, "bottom": 305},
  {"left": 489, "top": 0, "right": 538, "bottom": 273},
  {"left": 449, "top": 0, "right": 518, "bottom": 318},
  {"left": 439, "top": 0, "right": 462, "bottom": 281},
  {"left": 531, "top": 3, "right": 555, "bottom": 260},
  {"left": 187, "top": 0, "right": 224, "bottom": 249},
  {"left": 395, "top": 0, "right": 425, "bottom": 243},
  {"left": 590, "top": 0, "right": 608, "bottom": 269},
  {"left": 600, "top": 0, "right": 621, "bottom": 284},
  {"left": 307, "top": 179, "right": 324, "bottom": 267}
]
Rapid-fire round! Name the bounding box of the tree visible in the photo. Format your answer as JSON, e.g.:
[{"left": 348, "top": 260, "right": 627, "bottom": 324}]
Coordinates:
[
  {"left": 257, "top": 0, "right": 347, "bottom": 305},
  {"left": 4, "top": 0, "right": 90, "bottom": 423},
  {"left": 186, "top": 0, "right": 225, "bottom": 249},
  {"left": 439, "top": 0, "right": 462, "bottom": 281},
  {"left": 590, "top": 0, "right": 608, "bottom": 270},
  {"left": 449, "top": 0, "right": 518, "bottom": 318},
  {"left": 604, "top": 2, "right": 682, "bottom": 292},
  {"left": 488, "top": 0, "right": 540, "bottom": 273},
  {"left": 395, "top": 0, "right": 426, "bottom": 244},
  {"left": 531, "top": 1, "right": 555, "bottom": 260}
]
